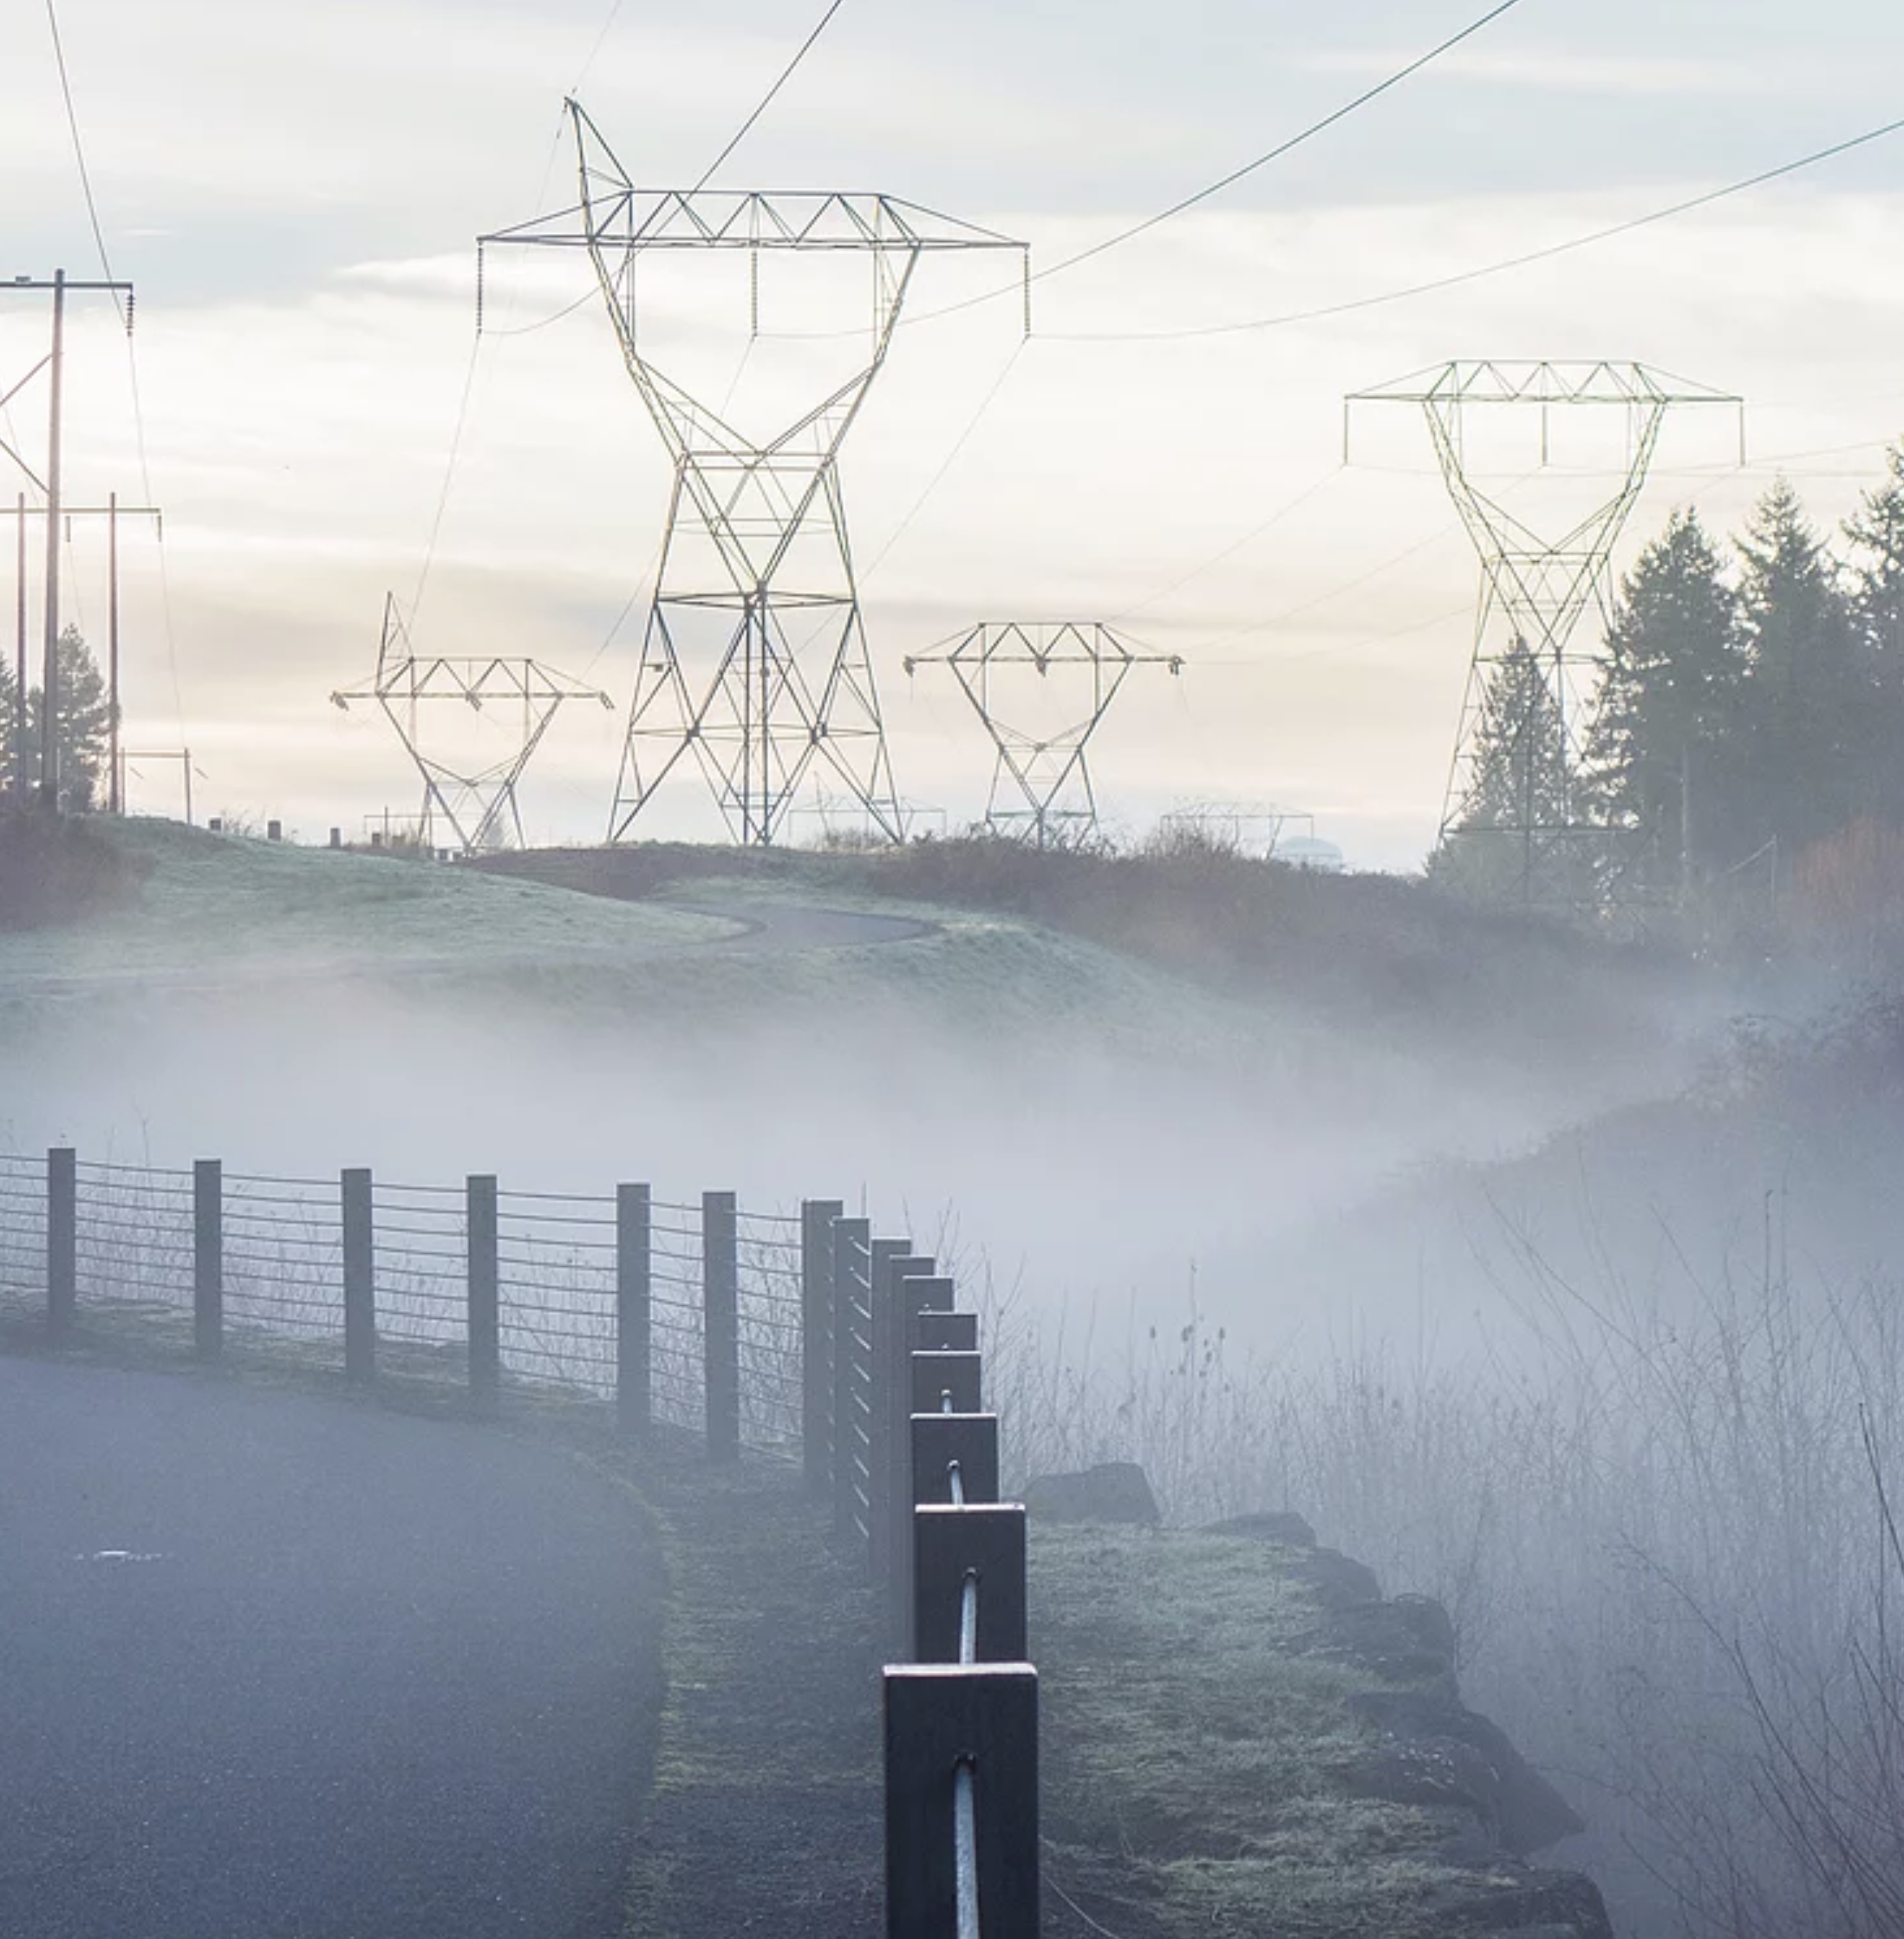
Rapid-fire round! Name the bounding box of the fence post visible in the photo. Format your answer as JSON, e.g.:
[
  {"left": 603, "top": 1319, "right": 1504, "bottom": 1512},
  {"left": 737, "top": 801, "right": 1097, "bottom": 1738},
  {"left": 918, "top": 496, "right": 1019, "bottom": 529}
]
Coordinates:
[
  {"left": 883, "top": 1663, "right": 1040, "bottom": 1939},
  {"left": 342, "top": 1168, "right": 375, "bottom": 1384},
  {"left": 833, "top": 1215, "right": 872, "bottom": 1554},
  {"left": 866, "top": 1240, "right": 916, "bottom": 1585},
  {"left": 890, "top": 1271, "right": 955, "bottom": 1642},
  {"left": 45, "top": 1146, "right": 75, "bottom": 1340},
  {"left": 193, "top": 1159, "right": 223, "bottom": 1362},
  {"left": 801, "top": 1198, "right": 842, "bottom": 1498},
  {"left": 466, "top": 1173, "right": 500, "bottom": 1416},
  {"left": 702, "top": 1189, "right": 739, "bottom": 1462},
  {"left": 616, "top": 1183, "right": 651, "bottom": 1439}
]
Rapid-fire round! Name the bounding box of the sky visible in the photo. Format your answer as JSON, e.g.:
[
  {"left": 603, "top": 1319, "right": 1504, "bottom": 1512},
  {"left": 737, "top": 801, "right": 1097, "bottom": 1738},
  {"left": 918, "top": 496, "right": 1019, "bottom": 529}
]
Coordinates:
[{"left": 3, "top": 0, "right": 1903, "bottom": 865}]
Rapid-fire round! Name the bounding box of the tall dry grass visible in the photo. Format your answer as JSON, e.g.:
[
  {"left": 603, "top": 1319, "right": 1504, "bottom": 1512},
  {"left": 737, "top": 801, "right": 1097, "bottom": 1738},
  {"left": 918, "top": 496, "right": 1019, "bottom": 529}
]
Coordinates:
[{"left": 968, "top": 1219, "right": 1904, "bottom": 1939}]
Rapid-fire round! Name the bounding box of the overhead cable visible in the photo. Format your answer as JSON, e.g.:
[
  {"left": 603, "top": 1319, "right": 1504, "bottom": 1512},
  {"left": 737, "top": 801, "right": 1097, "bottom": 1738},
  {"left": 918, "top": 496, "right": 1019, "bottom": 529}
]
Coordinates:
[
  {"left": 1050, "top": 110, "right": 1904, "bottom": 343},
  {"left": 690, "top": 0, "right": 846, "bottom": 195}
]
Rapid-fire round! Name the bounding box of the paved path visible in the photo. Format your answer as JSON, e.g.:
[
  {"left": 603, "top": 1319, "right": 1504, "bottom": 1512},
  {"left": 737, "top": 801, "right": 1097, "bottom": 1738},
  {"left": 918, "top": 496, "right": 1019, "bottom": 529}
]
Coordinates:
[{"left": 0, "top": 1360, "right": 661, "bottom": 1939}]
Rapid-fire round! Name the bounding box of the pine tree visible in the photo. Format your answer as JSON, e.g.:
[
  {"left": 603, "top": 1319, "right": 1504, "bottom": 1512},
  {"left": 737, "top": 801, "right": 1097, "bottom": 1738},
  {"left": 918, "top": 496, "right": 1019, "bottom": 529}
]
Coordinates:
[
  {"left": 1734, "top": 479, "right": 1863, "bottom": 852},
  {"left": 25, "top": 625, "right": 114, "bottom": 813},
  {"left": 1842, "top": 440, "right": 1904, "bottom": 820},
  {"left": 1431, "top": 637, "right": 1580, "bottom": 904},
  {"left": 1589, "top": 507, "right": 1744, "bottom": 878},
  {"left": 0, "top": 650, "right": 18, "bottom": 799}
]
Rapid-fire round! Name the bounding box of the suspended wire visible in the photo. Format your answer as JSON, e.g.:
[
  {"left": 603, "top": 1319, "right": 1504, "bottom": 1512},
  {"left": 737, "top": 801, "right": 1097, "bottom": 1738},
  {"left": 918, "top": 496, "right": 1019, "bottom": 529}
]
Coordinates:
[
  {"left": 481, "top": 286, "right": 598, "bottom": 338},
  {"left": 46, "top": 0, "right": 186, "bottom": 733},
  {"left": 892, "top": 0, "right": 1530, "bottom": 335},
  {"left": 571, "top": 0, "right": 629, "bottom": 95},
  {"left": 860, "top": 339, "right": 1026, "bottom": 586},
  {"left": 44, "top": 0, "right": 125, "bottom": 329},
  {"left": 409, "top": 336, "right": 484, "bottom": 623},
  {"left": 1048, "top": 110, "right": 1904, "bottom": 343},
  {"left": 1042, "top": 0, "right": 1528, "bottom": 284},
  {"left": 689, "top": 0, "right": 846, "bottom": 196}
]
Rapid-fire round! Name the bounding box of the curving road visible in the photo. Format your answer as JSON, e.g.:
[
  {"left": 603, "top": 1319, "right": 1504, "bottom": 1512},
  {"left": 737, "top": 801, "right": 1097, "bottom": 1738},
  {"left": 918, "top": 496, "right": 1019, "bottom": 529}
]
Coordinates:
[{"left": 0, "top": 1359, "right": 661, "bottom": 1939}]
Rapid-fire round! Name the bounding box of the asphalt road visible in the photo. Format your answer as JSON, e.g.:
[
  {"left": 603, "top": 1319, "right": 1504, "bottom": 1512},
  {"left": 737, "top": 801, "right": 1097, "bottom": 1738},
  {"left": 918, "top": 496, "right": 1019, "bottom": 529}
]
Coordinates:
[{"left": 0, "top": 1359, "right": 661, "bottom": 1939}]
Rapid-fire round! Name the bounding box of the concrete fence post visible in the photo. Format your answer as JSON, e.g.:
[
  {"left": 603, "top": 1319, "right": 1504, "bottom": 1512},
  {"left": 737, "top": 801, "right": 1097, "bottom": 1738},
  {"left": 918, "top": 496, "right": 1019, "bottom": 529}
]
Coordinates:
[
  {"left": 193, "top": 1159, "right": 223, "bottom": 1362},
  {"left": 832, "top": 1215, "right": 872, "bottom": 1553},
  {"left": 889, "top": 1271, "right": 955, "bottom": 1642},
  {"left": 342, "top": 1168, "right": 375, "bottom": 1384},
  {"left": 883, "top": 1663, "right": 1040, "bottom": 1939},
  {"left": 801, "top": 1198, "right": 843, "bottom": 1498},
  {"left": 912, "top": 1504, "right": 1028, "bottom": 1663},
  {"left": 46, "top": 1146, "right": 75, "bottom": 1340},
  {"left": 616, "top": 1183, "right": 652, "bottom": 1439},
  {"left": 702, "top": 1189, "right": 740, "bottom": 1462},
  {"left": 466, "top": 1174, "right": 500, "bottom": 1416}
]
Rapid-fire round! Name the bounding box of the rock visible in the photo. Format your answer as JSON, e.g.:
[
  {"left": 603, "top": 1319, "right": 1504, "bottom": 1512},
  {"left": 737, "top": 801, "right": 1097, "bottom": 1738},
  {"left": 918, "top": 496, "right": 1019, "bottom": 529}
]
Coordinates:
[
  {"left": 1287, "top": 1545, "right": 1383, "bottom": 1609},
  {"left": 1418, "top": 1866, "right": 1614, "bottom": 1938},
  {"left": 1202, "top": 1509, "right": 1317, "bottom": 1547},
  {"left": 1299, "top": 1591, "right": 1457, "bottom": 1688},
  {"left": 1346, "top": 1690, "right": 1586, "bottom": 1855},
  {"left": 1024, "top": 1461, "right": 1160, "bottom": 1526}
]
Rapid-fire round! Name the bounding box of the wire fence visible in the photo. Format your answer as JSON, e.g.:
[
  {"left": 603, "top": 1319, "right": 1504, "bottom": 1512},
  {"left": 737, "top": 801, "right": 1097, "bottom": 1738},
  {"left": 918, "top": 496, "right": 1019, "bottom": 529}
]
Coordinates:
[{"left": 0, "top": 1149, "right": 807, "bottom": 1455}]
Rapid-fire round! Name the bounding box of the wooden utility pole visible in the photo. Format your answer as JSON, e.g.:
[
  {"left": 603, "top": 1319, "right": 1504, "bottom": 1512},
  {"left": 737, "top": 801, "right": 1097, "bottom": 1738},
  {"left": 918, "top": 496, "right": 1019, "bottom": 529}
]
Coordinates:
[{"left": 1, "top": 270, "right": 136, "bottom": 808}]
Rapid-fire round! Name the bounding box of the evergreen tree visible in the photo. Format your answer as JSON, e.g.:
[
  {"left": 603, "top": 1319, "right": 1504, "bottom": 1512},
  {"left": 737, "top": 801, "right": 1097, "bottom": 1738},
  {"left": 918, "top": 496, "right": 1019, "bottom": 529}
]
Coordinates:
[
  {"left": 1842, "top": 440, "right": 1904, "bottom": 819},
  {"left": 1734, "top": 479, "right": 1863, "bottom": 852},
  {"left": 0, "top": 650, "right": 17, "bottom": 799},
  {"left": 25, "top": 625, "right": 114, "bottom": 813},
  {"left": 1431, "top": 637, "right": 1581, "bottom": 904},
  {"left": 1589, "top": 507, "right": 1744, "bottom": 878}
]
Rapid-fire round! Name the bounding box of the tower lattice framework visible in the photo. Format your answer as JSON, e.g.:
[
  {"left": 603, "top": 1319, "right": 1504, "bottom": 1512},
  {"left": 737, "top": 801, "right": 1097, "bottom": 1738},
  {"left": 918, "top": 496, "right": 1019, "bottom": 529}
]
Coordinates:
[
  {"left": 480, "top": 101, "right": 1028, "bottom": 848},
  {"left": 905, "top": 622, "right": 1182, "bottom": 848},
  {"left": 1347, "top": 362, "right": 1740, "bottom": 911},
  {"left": 331, "top": 593, "right": 614, "bottom": 853}
]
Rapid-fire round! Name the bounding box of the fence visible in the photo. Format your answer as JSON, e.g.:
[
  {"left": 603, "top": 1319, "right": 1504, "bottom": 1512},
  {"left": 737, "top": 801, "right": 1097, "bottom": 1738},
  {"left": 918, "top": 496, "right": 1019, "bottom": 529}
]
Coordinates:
[{"left": 1, "top": 1150, "right": 1040, "bottom": 1937}]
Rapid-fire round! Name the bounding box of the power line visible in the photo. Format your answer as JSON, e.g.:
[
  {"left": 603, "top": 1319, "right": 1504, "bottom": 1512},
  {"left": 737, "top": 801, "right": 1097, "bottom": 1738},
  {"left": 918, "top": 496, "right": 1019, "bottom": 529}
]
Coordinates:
[
  {"left": 44, "top": 0, "right": 125, "bottom": 328},
  {"left": 1048, "top": 111, "right": 1904, "bottom": 343},
  {"left": 690, "top": 0, "right": 846, "bottom": 196},
  {"left": 1040, "top": 0, "right": 1529, "bottom": 283},
  {"left": 897, "top": 0, "right": 1531, "bottom": 334}
]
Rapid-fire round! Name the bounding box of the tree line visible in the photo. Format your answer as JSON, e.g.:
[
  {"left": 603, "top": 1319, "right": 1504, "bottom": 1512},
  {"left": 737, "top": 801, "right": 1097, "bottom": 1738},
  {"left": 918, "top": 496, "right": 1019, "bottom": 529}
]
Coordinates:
[
  {"left": 1, "top": 626, "right": 115, "bottom": 813},
  {"left": 1441, "top": 443, "right": 1904, "bottom": 908}
]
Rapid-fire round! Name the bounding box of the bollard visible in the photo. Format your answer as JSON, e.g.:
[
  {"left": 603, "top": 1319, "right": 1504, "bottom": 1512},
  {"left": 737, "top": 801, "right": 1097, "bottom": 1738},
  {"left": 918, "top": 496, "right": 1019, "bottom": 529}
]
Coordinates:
[
  {"left": 46, "top": 1146, "right": 75, "bottom": 1341},
  {"left": 913, "top": 1504, "right": 1028, "bottom": 1663},
  {"left": 702, "top": 1190, "right": 740, "bottom": 1462},
  {"left": 342, "top": 1168, "right": 375, "bottom": 1382},
  {"left": 884, "top": 1662, "right": 1040, "bottom": 1939},
  {"left": 616, "top": 1183, "right": 652, "bottom": 1439},
  {"left": 466, "top": 1174, "right": 499, "bottom": 1415},
  {"left": 801, "top": 1198, "right": 843, "bottom": 1498},
  {"left": 193, "top": 1159, "right": 223, "bottom": 1362}
]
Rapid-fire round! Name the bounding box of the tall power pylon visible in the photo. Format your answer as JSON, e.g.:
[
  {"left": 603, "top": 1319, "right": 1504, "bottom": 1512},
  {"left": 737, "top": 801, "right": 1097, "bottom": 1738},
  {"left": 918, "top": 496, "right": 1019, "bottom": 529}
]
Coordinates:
[
  {"left": 1346, "top": 361, "right": 1741, "bottom": 911},
  {"left": 331, "top": 593, "right": 614, "bottom": 854},
  {"left": 904, "top": 622, "right": 1182, "bottom": 848},
  {"left": 479, "top": 100, "right": 1028, "bottom": 849}
]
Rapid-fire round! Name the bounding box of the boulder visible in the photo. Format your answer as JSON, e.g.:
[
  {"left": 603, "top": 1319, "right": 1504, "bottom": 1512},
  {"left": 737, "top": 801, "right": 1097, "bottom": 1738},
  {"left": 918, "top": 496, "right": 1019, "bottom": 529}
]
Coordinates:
[
  {"left": 1202, "top": 1509, "right": 1317, "bottom": 1548},
  {"left": 1346, "top": 1690, "right": 1585, "bottom": 1855},
  {"left": 1298, "top": 1591, "right": 1457, "bottom": 1688},
  {"left": 1024, "top": 1461, "right": 1160, "bottom": 1526}
]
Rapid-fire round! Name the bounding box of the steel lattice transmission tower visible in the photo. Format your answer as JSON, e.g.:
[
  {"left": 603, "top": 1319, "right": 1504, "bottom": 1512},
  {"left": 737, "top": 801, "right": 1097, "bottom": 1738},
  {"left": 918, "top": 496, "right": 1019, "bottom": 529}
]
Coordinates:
[
  {"left": 479, "top": 101, "right": 1028, "bottom": 848},
  {"left": 331, "top": 593, "right": 615, "bottom": 854},
  {"left": 904, "top": 622, "right": 1183, "bottom": 848},
  {"left": 1346, "top": 361, "right": 1741, "bottom": 911}
]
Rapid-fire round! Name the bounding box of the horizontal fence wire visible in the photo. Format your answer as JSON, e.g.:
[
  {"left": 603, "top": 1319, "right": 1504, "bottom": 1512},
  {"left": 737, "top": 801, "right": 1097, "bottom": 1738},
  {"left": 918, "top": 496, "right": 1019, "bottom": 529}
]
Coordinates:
[
  {"left": 75, "top": 1165, "right": 194, "bottom": 1311},
  {"left": 224, "top": 1175, "right": 344, "bottom": 1356},
  {"left": 497, "top": 1197, "right": 617, "bottom": 1400},
  {"left": 739, "top": 1225, "right": 803, "bottom": 1453},
  {"left": 0, "top": 1157, "right": 46, "bottom": 1309},
  {"left": 0, "top": 1154, "right": 830, "bottom": 1461},
  {"left": 371, "top": 1185, "right": 466, "bottom": 1355}
]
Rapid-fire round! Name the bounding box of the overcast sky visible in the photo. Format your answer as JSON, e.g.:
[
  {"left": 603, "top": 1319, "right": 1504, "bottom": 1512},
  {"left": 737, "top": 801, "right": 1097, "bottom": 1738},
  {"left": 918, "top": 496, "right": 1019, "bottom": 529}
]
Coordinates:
[{"left": 3, "top": 0, "right": 1902, "bottom": 862}]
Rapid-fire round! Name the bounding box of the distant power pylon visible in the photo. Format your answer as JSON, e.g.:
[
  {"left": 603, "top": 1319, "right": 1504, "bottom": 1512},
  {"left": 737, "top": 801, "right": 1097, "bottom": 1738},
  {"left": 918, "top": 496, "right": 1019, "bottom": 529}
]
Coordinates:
[
  {"left": 479, "top": 101, "right": 1029, "bottom": 849},
  {"left": 1346, "top": 361, "right": 1741, "bottom": 912},
  {"left": 904, "top": 622, "right": 1183, "bottom": 848},
  {"left": 331, "top": 594, "right": 614, "bottom": 854}
]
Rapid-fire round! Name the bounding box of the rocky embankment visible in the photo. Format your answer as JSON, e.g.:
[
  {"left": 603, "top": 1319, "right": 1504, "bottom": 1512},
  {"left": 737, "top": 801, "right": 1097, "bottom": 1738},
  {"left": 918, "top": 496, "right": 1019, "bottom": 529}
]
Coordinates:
[{"left": 1027, "top": 1463, "right": 1610, "bottom": 1939}]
